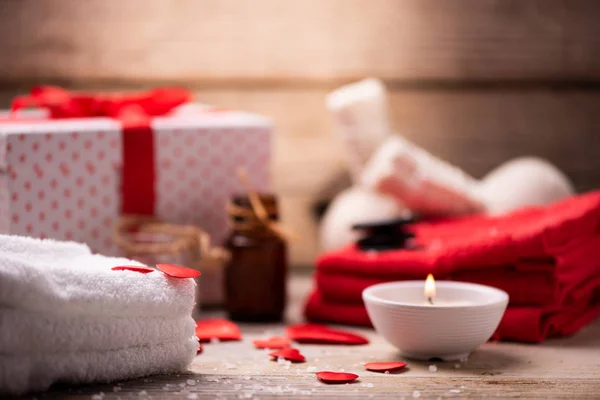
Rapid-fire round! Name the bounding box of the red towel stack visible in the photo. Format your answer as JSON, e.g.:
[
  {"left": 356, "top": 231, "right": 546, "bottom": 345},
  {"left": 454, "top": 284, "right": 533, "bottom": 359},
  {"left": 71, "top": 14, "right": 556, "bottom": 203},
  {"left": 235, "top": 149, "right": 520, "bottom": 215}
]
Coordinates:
[{"left": 305, "top": 191, "right": 600, "bottom": 343}]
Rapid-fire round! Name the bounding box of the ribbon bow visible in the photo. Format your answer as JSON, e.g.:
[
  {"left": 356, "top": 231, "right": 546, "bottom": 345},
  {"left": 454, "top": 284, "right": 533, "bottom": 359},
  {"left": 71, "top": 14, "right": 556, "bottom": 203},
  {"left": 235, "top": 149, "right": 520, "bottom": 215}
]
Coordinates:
[{"left": 10, "top": 85, "right": 191, "bottom": 127}]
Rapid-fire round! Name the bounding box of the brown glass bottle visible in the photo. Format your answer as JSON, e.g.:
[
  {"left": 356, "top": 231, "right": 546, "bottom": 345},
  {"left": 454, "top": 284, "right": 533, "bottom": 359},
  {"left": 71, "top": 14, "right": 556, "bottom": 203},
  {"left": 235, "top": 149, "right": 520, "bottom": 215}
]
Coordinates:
[{"left": 224, "top": 194, "right": 287, "bottom": 322}]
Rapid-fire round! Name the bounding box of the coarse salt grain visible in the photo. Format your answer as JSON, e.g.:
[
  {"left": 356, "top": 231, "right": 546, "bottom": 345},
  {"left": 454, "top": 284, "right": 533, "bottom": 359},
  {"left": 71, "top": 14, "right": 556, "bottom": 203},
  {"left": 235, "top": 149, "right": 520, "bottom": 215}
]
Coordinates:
[
  {"left": 112, "top": 386, "right": 121, "bottom": 392},
  {"left": 366, "top": 383, "right": 374, "bottom": 388},
  {"left": 179, "top": 383, "right": 186, "bottom": 387},
  {"left": 187, "top": 394, "right": 198, "bottom": 399},
  {"left": 186, "top": 379, "right": 196, "bottom": 386},
  {"left": 450, "top": 389, "right": 461, "bottom": 393},
  {"left": 306, "top": 366, "right": 317, "bottom": 373},
  {"left": 454, "top": 363, "right": 461, "bottom": 369},
  {"left": 91, "top": 395, "right": 103, "bottom": 400},
  {"left": 429, "top": 365, "right": 438, "bottom": 372},
  {"left": 413, "top": 391, "right": 421, "bottom": 398},
  {"left": 138, "top": 390, "right": 148, "bottom": 396}
]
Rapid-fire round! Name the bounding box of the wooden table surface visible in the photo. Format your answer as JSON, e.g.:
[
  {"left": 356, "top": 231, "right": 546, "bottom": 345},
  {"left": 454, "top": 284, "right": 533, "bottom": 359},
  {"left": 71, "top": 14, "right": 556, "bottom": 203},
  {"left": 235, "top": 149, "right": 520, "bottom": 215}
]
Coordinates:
[{"left": 16, "top": 274, "right": 600, "bottom": 400}]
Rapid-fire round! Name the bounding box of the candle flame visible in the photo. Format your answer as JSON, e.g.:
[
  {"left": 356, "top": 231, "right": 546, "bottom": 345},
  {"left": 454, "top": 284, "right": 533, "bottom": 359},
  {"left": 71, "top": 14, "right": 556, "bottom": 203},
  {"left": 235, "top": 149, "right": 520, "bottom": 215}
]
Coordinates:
[{"left": 425, "top": 273, "right": 436, "bottom": 303}]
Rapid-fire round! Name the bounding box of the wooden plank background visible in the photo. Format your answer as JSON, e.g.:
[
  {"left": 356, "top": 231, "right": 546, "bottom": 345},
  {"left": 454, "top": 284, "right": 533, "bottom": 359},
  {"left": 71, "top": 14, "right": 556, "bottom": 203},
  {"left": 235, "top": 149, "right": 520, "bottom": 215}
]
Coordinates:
[
  {"left": 1, "top": 0, "right": 600, "bottom": 82},
  {"left": 1, "top": 0, "right": 599, "bottom": 267}
]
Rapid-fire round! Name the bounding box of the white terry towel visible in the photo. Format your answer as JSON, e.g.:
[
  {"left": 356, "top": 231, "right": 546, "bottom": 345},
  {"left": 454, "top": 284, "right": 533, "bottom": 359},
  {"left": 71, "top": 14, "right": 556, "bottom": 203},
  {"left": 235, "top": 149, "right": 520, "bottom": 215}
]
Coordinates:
[
  {"left": 0, "top": 338, "right": 198, "bottom": 395},
  {"left": 0, "top": 235, "right": 199, "bottom": 395},
  {"left": 0, "top": 236, "right": 196, "bottom": 318},
  {"left": 0, "top": 310, "right": 195, "bottom": 354}
]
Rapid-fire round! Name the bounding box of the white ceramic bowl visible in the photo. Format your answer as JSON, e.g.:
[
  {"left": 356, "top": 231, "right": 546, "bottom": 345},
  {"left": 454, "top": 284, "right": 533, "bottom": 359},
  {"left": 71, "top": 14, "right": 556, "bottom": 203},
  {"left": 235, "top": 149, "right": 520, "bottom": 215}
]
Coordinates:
[{"left": 363, "top": 281, "right": 509, "bottom": 361}]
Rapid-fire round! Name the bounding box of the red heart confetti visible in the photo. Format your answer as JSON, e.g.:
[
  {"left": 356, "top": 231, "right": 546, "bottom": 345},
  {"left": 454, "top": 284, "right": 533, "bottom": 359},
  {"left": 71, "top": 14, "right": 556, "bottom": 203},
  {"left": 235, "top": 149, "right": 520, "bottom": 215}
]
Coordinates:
[
  {"left": 253, "top": 336, "right": 291, "bottom": 349},
  {"left": 111, "top": 265, "right": 155, "bottom": 274},
  {"left": 364, "top": 361, "right": 407, "bottom": 373},
  {"left": 316, "top": 371, "right": 359, "bottom": 384},
  {"left": 156, "top": 263, "right": 201, "bottom": 278},
  {"left": 269, "top": 347, "right": 306, "bottom": 363},
  {"left": 197, "top": 344, "right": 203, "bottom": 354},
  {"left": 195, "top": 319, "right": 242, "bottom": 343},
  {"left": 286, "top": 324, "right": 369, "bottom": 345}
]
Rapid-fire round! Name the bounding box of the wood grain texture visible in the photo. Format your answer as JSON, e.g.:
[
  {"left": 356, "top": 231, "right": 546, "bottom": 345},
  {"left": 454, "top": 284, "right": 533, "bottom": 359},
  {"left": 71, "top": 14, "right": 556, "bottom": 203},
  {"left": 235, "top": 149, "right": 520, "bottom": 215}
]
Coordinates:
[
  {"left": 23, "top": 274, "right": 600, "bottom": 400},
  {"left": 1, "top": 0, "right": 600, "bottom": 83}
]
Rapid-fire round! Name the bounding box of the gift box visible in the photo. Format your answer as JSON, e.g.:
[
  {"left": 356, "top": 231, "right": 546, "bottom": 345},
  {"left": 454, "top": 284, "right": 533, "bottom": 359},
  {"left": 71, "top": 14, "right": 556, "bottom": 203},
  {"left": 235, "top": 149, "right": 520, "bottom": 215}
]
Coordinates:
[{"left": 0, "top": 87, "right": 272, "bottom": 303}]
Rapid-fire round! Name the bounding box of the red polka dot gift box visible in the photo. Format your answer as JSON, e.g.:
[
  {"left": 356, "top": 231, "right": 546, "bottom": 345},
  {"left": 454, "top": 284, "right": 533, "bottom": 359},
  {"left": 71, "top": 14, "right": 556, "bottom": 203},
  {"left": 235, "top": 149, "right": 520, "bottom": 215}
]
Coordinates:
[{"left": 0, "top": 87, "right": 271, "bottom": 303}]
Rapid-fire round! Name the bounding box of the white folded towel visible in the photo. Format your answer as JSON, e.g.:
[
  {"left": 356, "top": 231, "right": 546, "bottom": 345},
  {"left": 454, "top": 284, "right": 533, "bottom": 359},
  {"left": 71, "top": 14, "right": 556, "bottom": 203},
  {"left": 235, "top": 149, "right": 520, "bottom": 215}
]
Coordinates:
[
  {"left": 0, "top": 309, "right": 195, "bottom": 354},
  {"left": 0, "top": 236, "right": 195, "bottom": 318},
  {"left": 0, "top": 235, "right": 199, "bottom": 395},
  {"left": 0, "top": 338, "right": 198, "bottom": 395}
]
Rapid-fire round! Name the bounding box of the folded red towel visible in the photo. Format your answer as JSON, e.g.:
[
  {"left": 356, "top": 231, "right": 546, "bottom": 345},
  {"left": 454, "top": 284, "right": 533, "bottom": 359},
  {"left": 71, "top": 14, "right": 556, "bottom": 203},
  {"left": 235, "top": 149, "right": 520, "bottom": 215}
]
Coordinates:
[
  {"left": 316, "top": 261, "right": 560, "bottom": 306},
  {"left": 304, "top": 290, "right": 600, "bottom": 343},
  {"left": 307, "top": 191, "right": 600, "bottom": 342},
  {"left": 318, "top": 191, "right": 600, "bottom": 279}
]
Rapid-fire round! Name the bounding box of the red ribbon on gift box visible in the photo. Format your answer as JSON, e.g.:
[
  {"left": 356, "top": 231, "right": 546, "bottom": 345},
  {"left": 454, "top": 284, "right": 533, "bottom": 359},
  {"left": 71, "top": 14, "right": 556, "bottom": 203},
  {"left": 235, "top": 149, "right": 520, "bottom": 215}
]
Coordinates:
[{"left": 10, "top": 86, "right": 192, "bottom": 216}]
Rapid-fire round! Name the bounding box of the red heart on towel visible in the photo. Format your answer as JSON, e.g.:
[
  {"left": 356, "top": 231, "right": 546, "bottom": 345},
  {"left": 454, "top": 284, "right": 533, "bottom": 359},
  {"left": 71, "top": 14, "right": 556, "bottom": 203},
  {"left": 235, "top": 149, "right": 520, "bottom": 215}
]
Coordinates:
[
  {"left": 364, "top": 361, "right": 407, "bottom": 373},
  {"left": 269, "top": 347, "right": 306, "bottom": 363},
  {"left": 156, "top": 263, "right": 201, "bottom": 278},
  {"left": 195, "top": 319, "right": 242, "bottom": 342},
  {"left": 253, "top": 336, "right": 291, "bottom": 349},
  {"left": 111, "top": 265, "right": 155, "bottom": 274},
  {"left": 316, "top": 371, "right": 359, "bottom": 384},
  {"left": 286, "top": 324, "right": 369, "bottom": 345}
]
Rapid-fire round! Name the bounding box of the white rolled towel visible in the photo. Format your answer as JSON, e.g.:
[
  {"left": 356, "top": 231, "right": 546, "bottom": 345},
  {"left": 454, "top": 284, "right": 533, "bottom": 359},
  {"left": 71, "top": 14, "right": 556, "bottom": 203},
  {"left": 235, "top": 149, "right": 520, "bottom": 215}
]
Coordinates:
[
  {"left": 327, "top": 78, "right": 391, "bottom": 182},
  {"left": 361, "top": 135, "right": 484, "bottom": 217}
]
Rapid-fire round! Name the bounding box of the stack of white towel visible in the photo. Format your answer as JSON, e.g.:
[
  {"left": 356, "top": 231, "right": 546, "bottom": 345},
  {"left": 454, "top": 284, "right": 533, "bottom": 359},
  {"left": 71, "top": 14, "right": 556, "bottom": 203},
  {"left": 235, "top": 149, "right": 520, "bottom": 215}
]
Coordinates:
[{"left": 0, "top": 235, "right": 198, "bottom": 395}]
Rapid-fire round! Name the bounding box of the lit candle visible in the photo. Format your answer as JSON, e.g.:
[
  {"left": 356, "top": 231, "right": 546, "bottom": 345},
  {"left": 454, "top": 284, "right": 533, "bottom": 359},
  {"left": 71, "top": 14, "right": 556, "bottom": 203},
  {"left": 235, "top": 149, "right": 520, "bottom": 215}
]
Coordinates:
[
  {"left": 425, "top": 273, "right": 435, "bottom": 305},
  {"left": 424, "top": 274, "right": 472, "bottom": 307}
]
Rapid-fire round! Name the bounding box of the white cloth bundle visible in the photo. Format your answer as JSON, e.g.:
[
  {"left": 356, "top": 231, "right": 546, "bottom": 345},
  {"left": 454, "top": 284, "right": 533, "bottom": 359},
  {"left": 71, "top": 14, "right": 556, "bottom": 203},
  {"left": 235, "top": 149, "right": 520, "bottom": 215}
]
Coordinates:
[
  {"left": 320, "top": 78, "right": 575, "bottom": 251},
  {"left": 0, "top": 235, "right": 198, "bottom": 395},
  {"left": 361, "top": 135, "right": 484, "bottom": 217}
]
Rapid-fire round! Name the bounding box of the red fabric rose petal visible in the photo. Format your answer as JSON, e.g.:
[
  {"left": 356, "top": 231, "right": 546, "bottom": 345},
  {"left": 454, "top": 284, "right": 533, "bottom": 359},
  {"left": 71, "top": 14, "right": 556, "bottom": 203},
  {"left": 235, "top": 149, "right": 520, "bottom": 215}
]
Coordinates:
[
  {"left": 253, "top": 336, "right": 291, "bottom": 349},
  {"left": 286, "top": 323, "right": 369, "bottom": 345},
  {"left": 195, "top": 319, "right": 242, "bottom": 343},
  {"left": 156, "top": 263, "right": 201, "bottom": 278},
  {"left": 316, "top": 371, "right": 359, "bottom": 384},
  {"left": 269, "top": 347, "right": 306, "bottom": 363},
  {"left": 364, "top": 362, "right": 407, "bottom": 372},
  {"left": 111, "top": 265, "right": 154, "bottom": 274}
]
